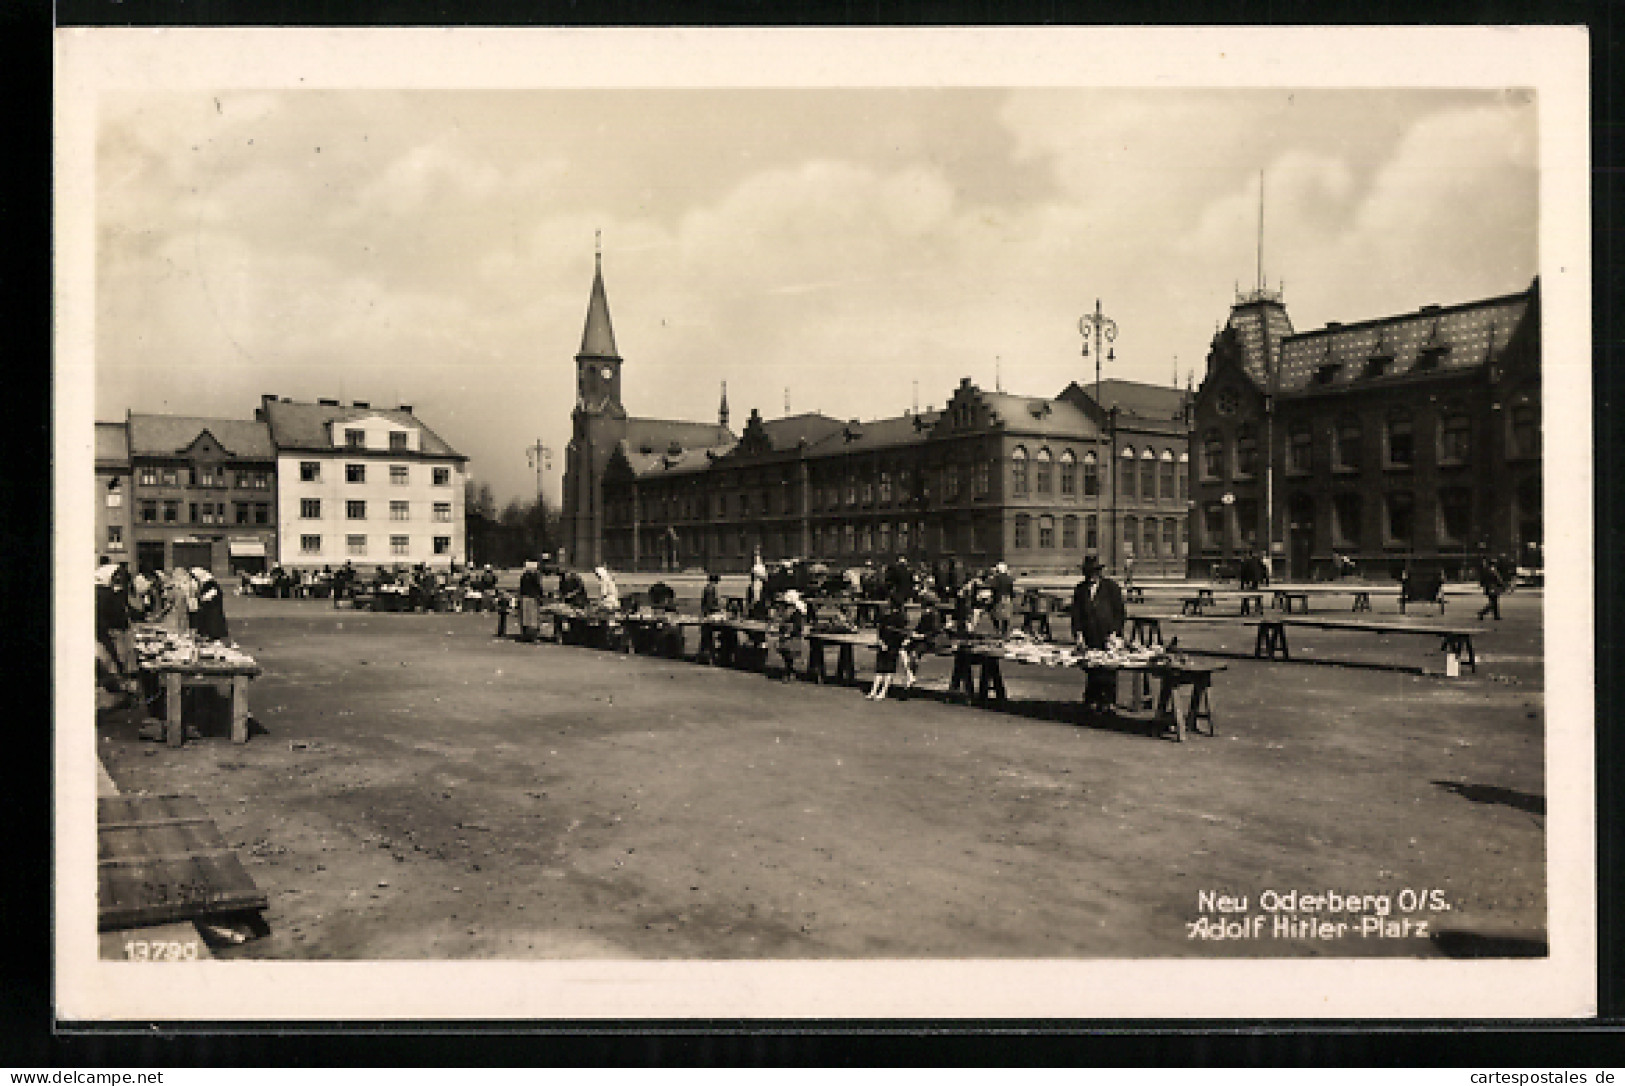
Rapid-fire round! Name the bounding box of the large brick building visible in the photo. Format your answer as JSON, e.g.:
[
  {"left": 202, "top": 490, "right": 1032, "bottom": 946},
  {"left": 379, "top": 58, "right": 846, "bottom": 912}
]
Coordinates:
[
  {"left": 1189, "top": 280, "right": 1541, "bottom": 580},
  {"left": 564, "top": 251, "right": 1192, "bottom": 576}
]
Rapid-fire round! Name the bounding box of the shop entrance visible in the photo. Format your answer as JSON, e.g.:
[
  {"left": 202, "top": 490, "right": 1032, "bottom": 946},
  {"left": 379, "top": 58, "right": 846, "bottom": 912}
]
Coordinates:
[{"left": 171, "top": 541, "right": 213, "bottom": 573}]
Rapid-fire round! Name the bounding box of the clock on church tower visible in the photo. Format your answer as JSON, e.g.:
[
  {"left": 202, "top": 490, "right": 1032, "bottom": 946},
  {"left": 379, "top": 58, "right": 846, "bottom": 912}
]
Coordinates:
[{"left": 578, "top": 359, "right": 620, "bottom": 412}]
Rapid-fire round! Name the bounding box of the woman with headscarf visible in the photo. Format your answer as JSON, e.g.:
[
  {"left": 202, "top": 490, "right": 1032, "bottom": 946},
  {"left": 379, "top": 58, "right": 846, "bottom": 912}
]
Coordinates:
[
  {"left": 594, "top": 566, "right": 620, "bottom": 611},
  {"left": 988, "top": 562, "right": 1015, "bottom": 638},
  {"left": 746, "top": 553, "right": 769, "bottom": 618},
  {"left": 191, "top": 567, "right": 230, "bottom": 642},
  {"left": 775, "top": 589, "right": 808, "bottom": 683},
  {"left": 517, "top": 560, "right": 544, "bottom": 641}
]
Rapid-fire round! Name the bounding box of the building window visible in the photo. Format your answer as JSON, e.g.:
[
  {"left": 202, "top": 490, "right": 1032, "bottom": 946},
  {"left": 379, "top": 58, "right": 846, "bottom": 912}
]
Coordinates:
[
  {"left": 140, "top": 501, "right": 157, "bottom": 523},
  {"left": 1160, "top": 452, "right": 1175, "bottom": 503},
  {"left": 739, "top": 492, "right": 751, "bottom": 518},
  {"left": 1332, "top": 493, "right": 1363, "bottom": 548},
  {"left": 347, "top": 534, "right": 368, "bottom": 556},
  {"left": 188, "top": 503, "right": 198, "bottom": 524},
  {"left": 860, "top": 477, "right": 873, "bottom": 505},
  {"left": 1085, "top": 514, "right": 1099, "bottom": 551},
  {"left": 345, "top": 429, "right": 366, "bottom": 449},
  {"left": 300, "top": 461, "right": 321, "bottom": 482},
  {"left": 1123, "top": 515, "right": 1138, "bottom": 559},
  {"left": 944, "top": 463, "right": 960, "bottom": 501},
  {"left": 433, "top": 467, "right": 451, "bottom": 486},
  {"left": 1010, "top": 446, "right": 1030, "bottom": 497},
  {"left": 1235, "top": 499, "right": 1258, "bottom": 549},
  {"left": 163, "top": 501, "right": 178, "bottom": 523},
  {"left": 1035, "top": 448, "right": 1053, "bottom": 494},
  {"left": 255, "top": 503, "right": 269, "bottom": 525},
  {"left": 1202, "top": 429, "right": 1224, "bottom": 480},
  {"left": 162, "top": 469, "right": 178, "bottom": 486},
  {"left": 1060, "top": 450, "right": 1077, "bottom": 497},
  {"left": 1203, "top": 503, "right": 1225, "bottom": 549},
  {"left": 301, "top": 534, "right": 321, "bottom": 555},
  {"left": 138, "top": 467, "right": 158, "bottom": 486},
  {"left": 434, "top": 536, "right": 451, "bottom": 555},
  {"left": 389, "top": 431, "right": 409, "bottom": 452},
  {"left": 390, "top": 465, "right": 409, "bottom": 485},
  {"left": 1235, "top": 425, "right": 1259, "bottom": 478},
  {"left": 390, "top": 500, "right": 410, "bottom": 521},
  {"left": 1438, "top": 487, "right": 1473, "bottom": 545},
  {"left": 843, "top": 525, "right": 856, "bottom": 554},
  {"left": 1038, "top": 515, "right": 1055, "bottom": 549},
  {"left": 1062, "top": 515, "right": 1079, "bottom": 550},
  {"left": 105, "top": 478, "right": 123, "bottom": 508},
  {"left": 1439, "top": 409, "right": 1471, "bottom": 464},
  {"left": 347, "top": 500, "right": 367, "bottom": 520},
  {"left": 1178, "top": 455, "right": 1189, "bottom": 502},
  {"left": 1384, "top": 491, "right": 1415, "bottom": 546},
  {"left": 433, "top": 502, "right": 452, "bottom": 522},
  {"left": 1510, "top": 400, "right": 1540, "bottom": 459},
  {"left": 1013, "top": 514, "right": 1030, "bottom": 550},
  {"left": 107, "top": 525, "right": 123, "bottom": 550},
  {"left": 1083, "top": 451, "right": 1099, "bottom": 497},
  {"left": 235, "top": 503, "right": 250, "bottom": 525},
  {"left": 878, "top": 471, "right": 892, "bottom": 504},
  {"left": 1118, "top": 448, "right": 1137, "bottom": 501},
  {"left": 973, "top": 460, "right": 991, "bottom": 498},
  {"left": 1386, "top": 410, "right": 1414, "bottom": 468},
  {"left": 1140, "top": 452, "right": 1156, "bottom": 503},
  {"left": 346, "top": 463, "right": 366, "bottom": 484},
  {"left": 1335, "top": 414, "right": 1363, "bottom": 471},
  {"left": 897, "top": 520, "right": 910, "bottom": 554},
  {"left": 1163, "top": 518, "right": 1177, "bottom": 558},
  {"left": 301, "top": 498, "right": 321, "bottom": 519},
  {"left": 1142, "top": 518, "right": 1158, "bottom": 557},
  {"left": 878, "top": 522, "right": 892, "bottom": 553},
  {"left": 1288, "top": 423, "right": 1313, "bottom": 474}
]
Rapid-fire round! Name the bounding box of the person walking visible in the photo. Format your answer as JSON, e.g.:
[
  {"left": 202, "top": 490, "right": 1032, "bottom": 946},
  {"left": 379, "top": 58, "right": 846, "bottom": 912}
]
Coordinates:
[
  {"left": 517, "top": 560, "right": 544, "bottom": 641},
  {"left": 988, "top": 562, "right": 1015, "bottom": 638},
  {"left": 594, "top": 566, "right": 620, "bottom": 611},
  {"left": 1476, "top": 547, "right": 1505, "bottom": 621},
  {"left": 775, "top": 589, "right": 809, "bottom": 683},
  {"left": 1070, "top": 555, "right": 1127, "bottom": 712},
  {"left": 868, "top": 595, "right": 911, "bottom": 701}
]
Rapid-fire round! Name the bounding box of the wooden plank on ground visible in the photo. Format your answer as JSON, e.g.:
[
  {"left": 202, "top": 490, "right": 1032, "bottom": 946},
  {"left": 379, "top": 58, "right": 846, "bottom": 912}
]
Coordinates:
[{"left": 97, "top": 794, "right": 267, "bottom": 932}]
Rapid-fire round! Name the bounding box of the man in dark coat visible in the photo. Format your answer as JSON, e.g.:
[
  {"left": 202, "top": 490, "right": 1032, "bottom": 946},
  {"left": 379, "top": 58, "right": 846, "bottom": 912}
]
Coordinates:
[
  {"left": 191, "top": 568, "right": 230, "bottom": 642},
  {"left": 1070, "top": 555, "right": 1126, "bottom": 711}
]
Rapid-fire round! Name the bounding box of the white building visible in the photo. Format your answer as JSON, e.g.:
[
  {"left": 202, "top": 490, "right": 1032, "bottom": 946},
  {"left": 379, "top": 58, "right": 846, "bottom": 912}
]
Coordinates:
[{"left": 257, "top": 395, "right": 468, "bottom": 570}]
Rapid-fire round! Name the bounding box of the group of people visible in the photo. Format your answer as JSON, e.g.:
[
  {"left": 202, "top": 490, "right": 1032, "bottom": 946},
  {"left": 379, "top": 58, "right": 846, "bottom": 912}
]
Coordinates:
[
  {"left": 509, "top": 562, "right": 623, "bottom": 641},
  {"left": 94, "top": 560, "right": 230, "bottom": 697}
]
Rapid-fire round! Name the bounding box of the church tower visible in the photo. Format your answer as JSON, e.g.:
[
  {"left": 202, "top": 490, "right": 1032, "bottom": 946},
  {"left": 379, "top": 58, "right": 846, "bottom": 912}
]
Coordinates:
[{"left": 562, "top": 238, "right": 628, "bottom": 569}]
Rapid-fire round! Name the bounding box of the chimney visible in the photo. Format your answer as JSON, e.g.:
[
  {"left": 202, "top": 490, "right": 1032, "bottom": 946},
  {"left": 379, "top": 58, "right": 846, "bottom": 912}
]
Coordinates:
[
  {"left": 318, "top": 398, "right": 340, "bottom": 407},
  {"left": 397, "top": 404, "right": 412, "bottom": 415},
  {"left": 352, "top": 400, "right": 370, "bottom": 409}
]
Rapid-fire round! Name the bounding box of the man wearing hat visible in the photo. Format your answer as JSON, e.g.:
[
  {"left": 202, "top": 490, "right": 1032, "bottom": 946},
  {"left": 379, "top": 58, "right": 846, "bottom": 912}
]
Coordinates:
[{"left": 1070, "top": 555, "right": 1126, "bottom": 711}]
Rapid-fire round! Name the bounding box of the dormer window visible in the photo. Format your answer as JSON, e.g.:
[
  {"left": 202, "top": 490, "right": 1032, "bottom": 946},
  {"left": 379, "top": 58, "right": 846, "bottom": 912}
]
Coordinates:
[
  {"left": 390, "top": 431, "right": 409, "bottom": 452},
  {"left": 345, "top": 428, "right": 366, "bottom": 449},
  {"left": 1315, "top": 363, "right": 1341, "bottom": 385},
  {"left": 1363, "top": 356, "right": 1391, "bottom": 379}
]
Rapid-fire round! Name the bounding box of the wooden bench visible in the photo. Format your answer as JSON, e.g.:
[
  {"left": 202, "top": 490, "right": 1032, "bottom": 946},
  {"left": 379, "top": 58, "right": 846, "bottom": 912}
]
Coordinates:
[
  {"left": 1272, "top": 590, "right": 1311, "bottom": 613},
  {"left": 1239, "top": 593, "right": 1265, "bottom": 616},
  {"left": 806, "top": 631, "right": 876, "bottom": 685},
  {"left": 1123, "top": 586, "right": 1146, "bottom": 605},
  {"left": 1250, "top": 618, "right": 1480, "bottom": 672},
  {"left": 1151, "top": 666, "right": 1220, "bottom": 742},
  {"left": 1124, "top": 615, "right": 1164, "bottom": 647},
  {"left": 1180, "top": 596, "right": 1212, "bottom": 616},
  {"left": 946, "top": 645, "right": 1007, "bottom": 706}
]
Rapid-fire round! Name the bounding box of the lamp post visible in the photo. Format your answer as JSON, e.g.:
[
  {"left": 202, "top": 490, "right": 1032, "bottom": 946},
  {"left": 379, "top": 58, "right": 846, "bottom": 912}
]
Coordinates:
[
  {"left": 526, "top": 439, "right": 554, "bottom": 556},
  {"left": 1079, "top": 299, "right": 1118, "bottom": 570}
]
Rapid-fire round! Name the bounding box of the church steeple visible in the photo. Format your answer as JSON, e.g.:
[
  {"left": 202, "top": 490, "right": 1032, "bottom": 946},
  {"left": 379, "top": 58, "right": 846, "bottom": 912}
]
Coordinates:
[
  {"left": 578, "top": 232, "right": 619, "bottom": 360},
  {"left": 719, "top": 381, "right": 730, "bottom": 429}
]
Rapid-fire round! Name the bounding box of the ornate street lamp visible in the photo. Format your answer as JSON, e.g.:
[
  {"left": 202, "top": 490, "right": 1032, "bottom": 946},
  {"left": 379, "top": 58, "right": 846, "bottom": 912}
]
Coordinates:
[{"left": 1079, "top": 300, "right": 1118, "bottom": 569}]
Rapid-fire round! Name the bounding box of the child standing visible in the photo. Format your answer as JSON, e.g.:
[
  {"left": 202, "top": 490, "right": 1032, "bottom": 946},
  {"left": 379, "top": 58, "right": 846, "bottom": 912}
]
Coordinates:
[{"left": 867, "top": 596, "right": 912, "bottom": 700}]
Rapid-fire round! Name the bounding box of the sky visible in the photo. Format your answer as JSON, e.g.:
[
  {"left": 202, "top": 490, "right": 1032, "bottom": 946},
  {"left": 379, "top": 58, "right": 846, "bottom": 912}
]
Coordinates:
[{"left": 94, "top": 87, "right": 1538, "bottom": 506}]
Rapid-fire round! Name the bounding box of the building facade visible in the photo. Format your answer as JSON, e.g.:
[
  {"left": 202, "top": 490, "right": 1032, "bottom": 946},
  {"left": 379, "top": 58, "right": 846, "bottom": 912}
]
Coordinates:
[
  {"left": 124, "top": 414, "right": 279, "bottom": 577},
  {"left": 95, "top": 421, "right": 132, "bottom": 566},
  {"left": 257, "top": 395, "right": 469, "bottom": 570},
  {"left": 1189, "top": 281, "right": 1541, "bottom": 580}
]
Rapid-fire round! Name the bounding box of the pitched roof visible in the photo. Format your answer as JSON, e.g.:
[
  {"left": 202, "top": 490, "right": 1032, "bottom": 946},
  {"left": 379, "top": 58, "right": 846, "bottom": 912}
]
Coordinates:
[
  {"left": 623, "top": 416, "right": 735, "bottom": 455},
  {"left": 1277, "top": 288, "right": 1532, "bottom": 394},
  {"left": 805, "top": 410, "right": 943, "bottom": 454},
  {"left": 1066, "top": 379, "right": 1190, "bottom": 421},
  {"left": 760, "top": 412, "right": 847, "bottom": 449},
  {"left": 973, "top": 392, "right": 1097, "bottom": 437},
  {"left": 620, "top": 441, "right": 736, "bottom": 479},
  {"left": 126, "top": 415, "right": 275, "bottom": 459},
  {"left": 95, "top": 421, "right": 129, "bottom": 467},
  {"left": 578, "top": 254, "right": 619, "bottom": 359},
  {"left": 258, "top": 399, "right": 464, "bottom": 457}
]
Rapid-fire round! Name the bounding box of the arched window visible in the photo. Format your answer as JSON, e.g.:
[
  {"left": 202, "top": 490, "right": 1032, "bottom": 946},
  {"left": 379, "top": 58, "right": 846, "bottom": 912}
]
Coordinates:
[
  {"left": 1140, "top": 448, "right": 1157, "bottom": 503},
  {"left": 1034, "top": 447, "right": 1053, "bottom": 494},
  {"left": 1439, "top": 406, "right": 1471, "bottom": 464},
  {"left": 1202, "top": 429, "right": 1224, "bottom": 480},
  {"left": 1159, "top": 450, "right": 1175, "bottom": 503},
  {"left": 1119, "top": 445, "right": 1137, "bottom": 501},
  {"left": 1386, "top": 409, "right": 1414, "bottom": 467},
  {"left": 1059, "top": 449, "right": 1078, "bottom": 497},
  {"left": 1335, "top": 414, "right": 1363, "bottom": 471},
  {"left": 1235, "top": 424, "right": 1259, "bottom": 478},
  {"left": 1011, "top": 446, "right": 1030, "bottom": 497},
  {"left": 1082, "top": 450, "right": 1099, "bottom": 497}
]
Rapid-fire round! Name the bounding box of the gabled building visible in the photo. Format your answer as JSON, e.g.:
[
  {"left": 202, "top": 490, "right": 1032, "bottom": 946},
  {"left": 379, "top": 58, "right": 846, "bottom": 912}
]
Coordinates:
[
  {"left": 1190, "top": 280, "right": 1541, "bottom": 579},
  {"left": 125, "top": 414, "right": 278, "bottom": 576},
  {"left": 94, "top": 421, "right": 132, "bottom": 566},
  {"left": 257, "top": 396, "right": 469, "bottom": 570}
]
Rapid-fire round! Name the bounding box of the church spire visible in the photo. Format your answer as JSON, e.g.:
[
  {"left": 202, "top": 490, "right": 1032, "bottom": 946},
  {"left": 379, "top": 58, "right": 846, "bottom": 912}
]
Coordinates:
[
  {"left": 578, "top": 232, "right": 619, "bottom": 359},
  {"left": 719, "top": 381, "right": 730, "bottom": 429}
]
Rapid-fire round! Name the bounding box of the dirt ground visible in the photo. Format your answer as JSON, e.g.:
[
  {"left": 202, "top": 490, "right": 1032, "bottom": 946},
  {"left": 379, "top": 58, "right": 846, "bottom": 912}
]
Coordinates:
[{"left": 98, "top": 586, "right": 1547, "bottom": 960}]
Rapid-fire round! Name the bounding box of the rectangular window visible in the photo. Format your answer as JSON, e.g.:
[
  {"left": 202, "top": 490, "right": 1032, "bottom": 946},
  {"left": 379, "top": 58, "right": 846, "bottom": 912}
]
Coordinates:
[
  {"left": 878, "top": 522, "right": 892, "bottom": 553},
  {"left": 301, "top": 534, "right": 321, "bottom": 555},
  {"left": 1511, "top": 404, "right": 1540, "bottom": 459},
  {"left": 255, "top": 503, "right": 269, "bottom": 525},
  {"left": 944, "top": 464, "right": 959, "bottom": 501},
  {"left": 345, "top": 429, "right": 366, "bottom": 449},
  {"left": 140, "top": 501, "right": 157, "bottom": 523},
  {"left": 390, "top": 432, "right": 409, "bottom": 452},
  {"left": 138, "top": 467, "right": 158, "bottom": 486},
  {"left": 301, "top": 498, "right": 321, "bottom": 519},
  {"left": 391, "top": 535, "right": 410, "bottom": 556},
  {"left": 347, "top": 500, "right": 367, "bottom": 520},
  {"left": 434, "top": 536, "right": 451, "bottom": 555},
  {"left": 1439, "top": 413, "right": 1471, "bottom": 464},
  {"left": 897, "top": 520, "right": 910, "bottom": 554},
  {"left": 348, "top": 534, "right": 368, "bottom": 556},
  {"left": 390, "top": 500, "right": 410, "bottom": 522},
  {"left": 1122, "top": 516, "right": 1138, "bottom": 558},
  {"left": 188, "top": 502, "right": 199, "bottom": 524},
  {"left": 163, "top": 501, "right": 178, "bottom": 523},
  {"left": 1083, "top": 456, "right": 1099, "bottom": 497},
  {"left": 1014, "top": 514, "right": 1030, "bottom": 549},
  {"left": 1235, "top": 500, "right": 1258, "bottom": 549},
  {"left": 391, "top": 465, "right": 409, "bottom": 485},
  {"left": 974, "top": 460, "right": 991, "bottom": 497},
  {"left": 844, "top": 525, "right": 856, "bottom": 554},
  {"left": 1163, "top": 519, "right": 1177, "bottom": 558},
  {"left": 1086, "top": 514, "right": 1099, "bottom": 551},
  {"left": 1333, "top": 493, "right": 1363, "bottom": 548},
  {"left": 1160, "top": 459, "right": 1176, "bottom": 502},
  {"left": 1060, "top": 459, "right": 1077, "bottom": 497},
  {"left": 346, "top": 464, "right": 366, "bottom": 484},
  {"left": 1038, "top": 515, "right": 1055, "bottom": 549},
  {"left": 162, "top": 469, "right": 178, "bottom": 486},
  {"left": 861, "top": 479, "right": 873, "bottom": 505},
  {"left": 1387, "top": 415, "right": 1414, "bottom": 468},
  {"left": 235, "top": 503, "right": 250, "bottom": 525},
  {"left": 1203, "top": 504, "right": 1225, "bottom": 549},
  {"left": 1438, "top": 487, "right": 1473, "bottom": 545},
  {"left": 1335, "top": 417, "right": 1363, "bottom": 471},
  {"left": 1288, "top": 425, "right": 1313, "bottom": 473},
  {"left": 1119, "top": 458, "right": 1136, "bottom": 501},
  {"left": 739, "top": 492, "right": 751, "bottom": 517},
  {"left": 433, "top": 467, "right": 451, "bottom": 486},
  {"left": 1384, "top": 492, "right": 1414, "bottom": 546},
  {"left": 1178, "top": 462, "right": 1189, "bottom": 502},
  {"left": 1011, "top": 457, "right": 1029, "bottom": 498},
  {"left": 300, "top": 461, "right": 321, "bottom": 482},
  {"left": 1062, "top": 516, "right": 1079, "bottom": 550},
  {"left": 878, "top": 472, "right": 892, "bottom": 504},
  {"left": 107, "top": 525, "right": 123, "bottom": 549},
  {"left": 1035, "top": 457, "right": 1052, "bottom": 495},
  {"left": 1142, "top": 518, "right": 1158, "bottom": 557},
  {"left": 433, "top": 502, "right": 452, "bottom": 522}
]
